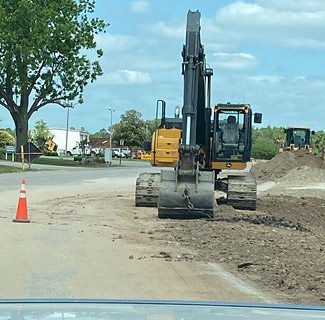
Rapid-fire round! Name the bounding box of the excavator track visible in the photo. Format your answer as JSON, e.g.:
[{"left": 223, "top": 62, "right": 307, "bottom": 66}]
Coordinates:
[
  {"left": 135, "top": 172, "right": 160, "bottom": 207},
  {"left": 226, "top": 175, "right": 257, "bottom": 211}
]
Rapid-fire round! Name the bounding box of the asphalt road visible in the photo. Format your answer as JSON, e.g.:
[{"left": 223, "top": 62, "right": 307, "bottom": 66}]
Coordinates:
[
  {"left": 0, "top": 159, "right": 158, "bottom": 192},
  {"left": 0, "top": 158, "right": 252, "bottom": 193}
]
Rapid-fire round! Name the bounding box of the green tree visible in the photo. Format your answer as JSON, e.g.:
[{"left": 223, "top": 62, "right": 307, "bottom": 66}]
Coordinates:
[
  {"left": 0, "top": 0, "right": 107, "bottom": 151},
  {"left": 144, "top": 119, "right": 161, "bottom": 140},
  {"left": 252, "top": 127, "right": 261, "bottom": 144},
  {"left": 314, "top": 130, "right": 325, "bottom": 156},
  {"left": 90, "top": 128, "right": 110, "bottom": 139},
  {"left": 29, "top": 119, "right": 54, "bottom": 148},
  {"left": 112, "top": 109, "right": 146, "bottom": 148},
  {"left": 78, "top": 138, "right": 91, "bottom": 156},
  {"left": 0, "top": 127, "right": 15, "bottom": 137},
  {"left": 252, "top": 125, "right": 286, "bottom": 144},
  {"left": 258, "top": 125, "right": 274, "bottom": 141},
  {"left": 0, "top": 130, "right": 15, "bottom": 147},
  {"left": 272, "top": 126, "right": 286, "bottom": 146},
  {"left": 251, "top": 140, "right": 278, "bottom": 160}
]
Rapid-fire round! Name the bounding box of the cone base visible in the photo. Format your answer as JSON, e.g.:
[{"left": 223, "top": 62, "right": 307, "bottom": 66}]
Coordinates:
[{"left": 13, "top": 219, "right": 30, "bottom": 223}]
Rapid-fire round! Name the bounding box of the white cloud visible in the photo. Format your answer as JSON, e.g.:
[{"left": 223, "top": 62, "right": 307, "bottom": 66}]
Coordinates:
[
  {"left": 257, "top": 0, "right": 325, "bottom": 12},
  {"left": 144, "top": 1, "right": 325, "bottom": 56},
  {"left": 214, "top": 52, "right": 255, "bottom": 59},
  {"left": 147, "top": 21, "right": 184, "bottom": 39},
  {"left": 130, "top": 1, "right": 150, "bottom": 14},
  {"left": 100, "top": 70, "right": 151, "bottom": 85},
  {"left": 212, "top": 52, "right": 259, "bottom": 70},
  {"left": 245, "top": 75, "right": 283, "bottom": 84},
  {"left": 252, "top": 76, "right": 325, "bottom": 129},
  {"left": 95, "top": 34, "right": 139, "bottom": 53},
  {"left": 210, "top": 1, "right": 325, "bottom": 50},
  {"left": 209, "top": 74, "right": 325, "bottom": 130},
  {"left": 94, "top": 33, "right": 179, "bottom": 72},
  {"left": 216, "top": 1, "right": 324, "bottom": 27},
  {"left": 293, "top": 76, "right": 306, "bottom": 81}
]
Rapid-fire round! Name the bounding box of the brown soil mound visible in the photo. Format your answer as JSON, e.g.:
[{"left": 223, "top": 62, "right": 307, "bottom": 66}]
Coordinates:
[
  {"left": 281, "top": 166, "right": 325, "bottom": 183},
  {"left": 251, "top": 150, "right": 325, "bottom": 181}
]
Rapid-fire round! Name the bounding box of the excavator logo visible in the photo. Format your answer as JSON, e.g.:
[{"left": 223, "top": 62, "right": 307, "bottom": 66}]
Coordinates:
[{"left": 226, "top": 163, "right": 232, "bottom": 168}]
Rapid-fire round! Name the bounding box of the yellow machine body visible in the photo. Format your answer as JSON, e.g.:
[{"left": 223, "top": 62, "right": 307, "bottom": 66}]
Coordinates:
[
  {"left": 44, "top": 140, "right": 58, "bottom": 152},
  {"left": 280, "top": 126, "right": 314, "bottom": 153},
  {"left": 150, "top": 128, "right": 181, "bottom": 167}
]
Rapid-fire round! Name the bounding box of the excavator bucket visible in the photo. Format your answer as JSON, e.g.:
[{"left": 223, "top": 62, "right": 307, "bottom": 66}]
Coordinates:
[{"left": 158, "top": 170, "right": 215, "bottom": 219}]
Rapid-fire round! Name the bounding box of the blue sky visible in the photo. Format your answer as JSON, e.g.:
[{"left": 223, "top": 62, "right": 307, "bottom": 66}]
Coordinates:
[{"left": 1, "top": 0, "right": 325, "bottom": 132}]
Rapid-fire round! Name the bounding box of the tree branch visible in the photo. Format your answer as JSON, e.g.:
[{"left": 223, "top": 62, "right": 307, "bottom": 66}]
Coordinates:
[
  {"left": 28, "top": 95, "right": 70, "bottom": 119},
  {"left": 0, "top": 99, "right": 10, "bottom": 109},
  {"left": 27, "top": 60, "right": 46, "bottom": 95},
  {"left": 0, "top": 89, "right": 16, "bottom": 113},
  {"left": 28, "top": 95, "right": 44, "bottom": 118}
]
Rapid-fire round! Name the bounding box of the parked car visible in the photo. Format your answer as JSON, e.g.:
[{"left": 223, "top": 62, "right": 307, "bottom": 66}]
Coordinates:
[
  {"left": 90, "top": 147, "right": 104, "bottom": 156},
  {"left": 111, "top": 148, "right": 131, "bottom": 158},
  {"left": 66, "top": 146, "right": 91, "bottom": 156},
  {"left": 112, "top": 150, "right": 126, "bottom": 158},
  {"left": 121, "top": 150, "right": 131, "bottom": 158},
  {"left": 67, "top": 145, "right": 104, "bottom": 157}
]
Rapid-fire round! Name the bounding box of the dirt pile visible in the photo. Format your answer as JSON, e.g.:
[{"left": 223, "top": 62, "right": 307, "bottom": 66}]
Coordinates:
[
  {"left": 152, "top": 195, "right": 325, "bottom": 305},
  {"left": 250, "top": 150, "right": 325, "bottom": 181},
  {"left": 281, "top": 166, "right": 325, "bottom": 183}
]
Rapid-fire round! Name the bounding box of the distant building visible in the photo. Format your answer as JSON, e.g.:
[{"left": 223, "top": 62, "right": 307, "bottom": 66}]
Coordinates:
[
  {"left": 89, "top": 137, "right": 114, "bottom": 149},
  {"left": 50, "top": 128, "right": 89, "bottom": 151}
]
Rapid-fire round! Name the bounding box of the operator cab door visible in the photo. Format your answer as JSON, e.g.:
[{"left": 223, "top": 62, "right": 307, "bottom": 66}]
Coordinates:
[{"left": 212, "top": 107, "right": 251, "bottom": 163}]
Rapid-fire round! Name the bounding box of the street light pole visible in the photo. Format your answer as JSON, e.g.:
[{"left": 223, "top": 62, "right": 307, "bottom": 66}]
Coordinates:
[
  {"left": 109, "top": 108, "right": 115, "bottom": 148},
  {"left": 65, "top": 106, "right": 70, "bottom": 155},
  {"left": 65, "top": 103, "right": 78, "bottom": 155}
]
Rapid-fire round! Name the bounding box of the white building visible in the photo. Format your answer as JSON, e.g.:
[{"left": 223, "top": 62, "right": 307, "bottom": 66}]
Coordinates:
[{"left": 50, "top": 128, "right": 89, "bottom": 151}]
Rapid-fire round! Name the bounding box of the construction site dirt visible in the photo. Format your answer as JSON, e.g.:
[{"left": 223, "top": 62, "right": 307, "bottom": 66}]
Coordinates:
[
  {"left": 0, "top": 152, "right": 324, "bottom": 305},
  {"left": 134, "top": 151, "right": 325, "bottom": 305},
  {"left": 150, "top": 194, "right": 325, "bottom": 305}
]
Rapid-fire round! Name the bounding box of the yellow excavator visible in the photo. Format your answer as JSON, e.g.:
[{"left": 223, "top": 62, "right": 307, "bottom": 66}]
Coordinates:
[
  {"left": 280, "top": 126, "right": 315, "bottom": 153},
  {"left": 43, "top": 140, "right": 58, "bottom": 152},
  {"left": 135, "top": 11, "right": 262, "bottom": 218}
]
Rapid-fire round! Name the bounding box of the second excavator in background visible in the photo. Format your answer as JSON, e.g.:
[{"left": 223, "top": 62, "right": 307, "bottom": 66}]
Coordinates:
[{"left": 135, "top": 10, "right": 262, "bottom": 218}]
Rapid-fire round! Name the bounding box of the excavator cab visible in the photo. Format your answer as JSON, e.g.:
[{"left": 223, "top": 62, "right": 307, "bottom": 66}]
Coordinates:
[{"left": 212, "top": 104, "right": 261, "bottom": 171}]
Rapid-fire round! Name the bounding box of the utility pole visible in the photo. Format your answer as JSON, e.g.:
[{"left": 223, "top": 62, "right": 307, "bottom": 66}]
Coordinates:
[
  {"left": 109, "top": 108, "right": 115, "bottom": 148},
  {"left": 108, "top": 108, "right": 115, "bottom": 166},
  {"left": 65, "top": 103, "right": 78, "bottom": 155}
]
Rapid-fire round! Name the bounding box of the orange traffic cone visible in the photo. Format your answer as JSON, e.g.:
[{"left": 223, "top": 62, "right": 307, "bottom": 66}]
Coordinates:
[{"left": 13, "top": 179, "right": 30, "bottom": 223}]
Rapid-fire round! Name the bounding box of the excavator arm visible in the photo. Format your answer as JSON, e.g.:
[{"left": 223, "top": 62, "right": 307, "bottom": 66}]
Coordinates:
[
  {"left": 157, "top": 11, "right": 215, "bottom": 218},
  {"left": 180, "top": 10, "right": 212, "bottom": 170}
]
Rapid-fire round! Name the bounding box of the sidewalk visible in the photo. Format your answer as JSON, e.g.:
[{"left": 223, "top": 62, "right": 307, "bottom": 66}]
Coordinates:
[{"left": 0, "top": 159, "right": 86, "bottom": 171}]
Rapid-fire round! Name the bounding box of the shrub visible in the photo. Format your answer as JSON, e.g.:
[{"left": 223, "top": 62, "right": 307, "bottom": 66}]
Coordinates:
[
  {"left": 251, "top": 140, "right": 278, "bottom": 160},
  {"left": 0, "top": 131, "right": 15, "bottom": 147},
  {"left": 43, "top": 150, "right": 58, "bottom": 156},
  {"left": 0, "top": 147, "right": 5, "bottom": 159}
]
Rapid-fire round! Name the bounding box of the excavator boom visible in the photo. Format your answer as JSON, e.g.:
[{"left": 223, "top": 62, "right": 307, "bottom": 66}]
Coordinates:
[{"left": 157, "top": 10, "right": 215, "bottom": 218}]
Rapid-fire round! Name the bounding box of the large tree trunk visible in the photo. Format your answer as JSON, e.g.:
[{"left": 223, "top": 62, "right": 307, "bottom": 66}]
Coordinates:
[{"left": 14, "top": 113, "right": 29, "bottom": 153}]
